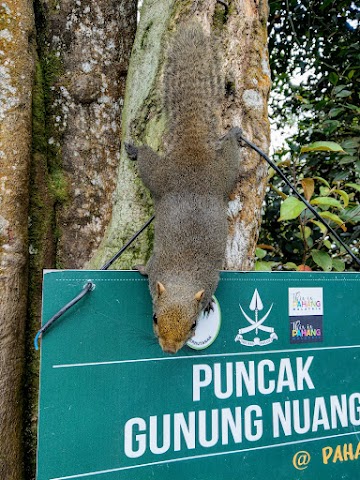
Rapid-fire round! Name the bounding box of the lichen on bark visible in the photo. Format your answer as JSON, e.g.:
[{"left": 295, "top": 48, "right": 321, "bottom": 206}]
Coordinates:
[
  {"left": 33, "top": 0, "right": 137, "bottom": 269},
  {"left": 90, "top": 0, "right": 271, "bottom": 272},
  {"left": 88, "top": 0, "right": 175, "bottom": 269}
]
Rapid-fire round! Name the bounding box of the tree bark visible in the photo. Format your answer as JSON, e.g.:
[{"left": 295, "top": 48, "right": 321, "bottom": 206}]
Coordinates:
[
  {"left": 0, "top": 1, "right": 35, "bottom": 478},
  {"left": 22, "top": 1, "right": 137, "bottom": 477},
  {"left": 221, "top": 0, "right": 271, "bottom": 269},
  {"left": 89, "top": 0, "right": 271, "bottom": 271},
  {"left": 35, "top": 0, "right": 138, "bottom": 269}
]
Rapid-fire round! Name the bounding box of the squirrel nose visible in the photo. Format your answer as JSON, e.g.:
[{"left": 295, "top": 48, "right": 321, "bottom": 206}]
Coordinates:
[{"left": 161, "top": 341, "right": 179, "bottom": 354}]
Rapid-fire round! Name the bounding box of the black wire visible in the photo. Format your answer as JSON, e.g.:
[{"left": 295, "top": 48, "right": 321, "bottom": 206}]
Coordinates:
[
  {"left": 34, "top": 216, "right": 155, "bottom": 349},
  {"left": 217, "top": 0, "right": 229, "bottom": 12},
  {"left": 34, "top": 281, "right": 94, "bottom": 350},
  {"left": 100, "top": 215, "right": 155, "bottom": 270},
  {"left": 238, "top": 130, "right": 360, "bottom": 268}
]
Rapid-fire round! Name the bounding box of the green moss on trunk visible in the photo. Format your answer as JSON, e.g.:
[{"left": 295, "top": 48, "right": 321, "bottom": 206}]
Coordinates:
[{"left": 24, "top": 56, "right": 57, "bottom": 479}]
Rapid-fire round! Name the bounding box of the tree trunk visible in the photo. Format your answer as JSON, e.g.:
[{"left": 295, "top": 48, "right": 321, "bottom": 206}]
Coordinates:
[
  {"left": 33, "top": 0, "right": 138, "bottom": 270},
  {"left": 221, "top": 0, "right": 271, "bottom": 269},
  {"left": 89, "top": 0, "right": 271, "bottom": 271},
  {"left": 25, "top": 0, "right": 137, "bottom": 477},
  {"left": 0, "top": 1, "right": 35, "bottom": 478}
]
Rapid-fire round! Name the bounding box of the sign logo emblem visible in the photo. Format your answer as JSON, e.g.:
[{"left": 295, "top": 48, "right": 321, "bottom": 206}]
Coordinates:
[
  {"left": 288, "top": 287, "right": 323, "bottom": 344},
  {"left": 187, "top": 296, "right": 221, "bottom": 350},
  {"left": 235, "top": 289, "right": 278, "bottom": 347}
]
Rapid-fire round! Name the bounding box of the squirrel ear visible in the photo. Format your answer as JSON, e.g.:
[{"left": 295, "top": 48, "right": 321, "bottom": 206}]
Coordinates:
[
  {"left": 194, "top": 289, "right": 205, "bottom": 302},
  {"left": 157, "top": 282, "right": 166, "bottom": 296}
]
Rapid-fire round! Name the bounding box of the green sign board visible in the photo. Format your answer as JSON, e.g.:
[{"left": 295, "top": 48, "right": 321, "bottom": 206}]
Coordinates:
[{"left": 37, "top": 271, "right": 360, "bottom": 480}]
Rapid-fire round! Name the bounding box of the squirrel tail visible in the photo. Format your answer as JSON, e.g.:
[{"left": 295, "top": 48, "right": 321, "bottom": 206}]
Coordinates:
[{"left": 164, "top": 22, "right": 222, "bottom": 154}]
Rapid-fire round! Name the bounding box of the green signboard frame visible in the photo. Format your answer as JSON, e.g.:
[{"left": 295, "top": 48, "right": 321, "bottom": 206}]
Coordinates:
[{"left": 37, "top": 271, "right": 360, "bottom": 480}]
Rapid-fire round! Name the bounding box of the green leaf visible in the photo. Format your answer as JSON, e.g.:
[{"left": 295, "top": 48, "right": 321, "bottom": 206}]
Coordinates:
[
  {"left": 332, "top": 171, "right": 349, "bottom": 182},
  {"left": 339, "top": 155, "right": 356, "bottom": 165},
  {"left": 329, "top": 107, "right": 345, "bottom": 118},
  {"left": 345, "top": 104, "right": 360, "bottom": 113},
  {"left": 270, "top": 184, "right": 288, "bottom": 199},
  {"left": 332, "top": 258, "right": 346, "bottom": 272},
  {"left": 255, "top": 261, "right": 278, "bottom": 272},
  {"left": 328, "top": 71, "right": 338, "bottom": 85},
  {"left": 345, "top": 183, "right": 360, "bottom": 193},
  {"left": 341, "top": 138, "right": 360, "bottom": 150},
  {"left": 298, "top": 225, "right": 312, "bottom": 239},
  {"left": 340, "top": 205, "right": 360, "bottom": 223},
  {"left": 301, "top": 141, "right": 345, "bottom": 154},
  {"left": 320, "top": 211, "right": 347, "bottom": 231},
  {"left": 306, "top": 236, "right": 314, "bottom": 248},
  {"left": 255, "top": 247, "right": 267, "bottom": 259},
  {"left": 333, "top": 189, "right": 349, "bottom": 207},
  {"left": 322, "top": 120, "right": 341, "bottom": 135},
  {"left": 310, "top": 219, "right": 328, "bottom": 234},
  {"left": 324, "top": 240, "right": 332, "bottom": 249},
  {"left": 319, "top": 186, "right": 330, "bottom": 196},
  {"left": 333, "top": 85, "right": 348, "bottom": 95},
  {"left": 314, "top": 177, "right": 331, "bottom": 188},
  {"left": 311, "top": 250, "right": 332, "bottom": 271},
  {"left": 283, "top": 262, "right": 298, "bottom": 270},
  {"left": 320, "top": 0, "right": 334, "bottom": 11},
  {"left": 279, "top": 197, "right": 307, "bottom": 221},
  {"left": 310, "top": 197, "right": 343, "bottom": 209},
  {"left": 336, "top": 89, "right": 352, "bottom": 98}
]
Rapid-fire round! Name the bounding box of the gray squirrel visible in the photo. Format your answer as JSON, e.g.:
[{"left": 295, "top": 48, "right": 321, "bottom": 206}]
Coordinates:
[{"left": 125, "top": 21, "right": 241, "bottom": 354}]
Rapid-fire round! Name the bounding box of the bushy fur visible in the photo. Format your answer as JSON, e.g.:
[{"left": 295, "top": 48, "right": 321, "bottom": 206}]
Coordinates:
[{"left": 126, "top": 22, "right": 241, "bottom": 353}]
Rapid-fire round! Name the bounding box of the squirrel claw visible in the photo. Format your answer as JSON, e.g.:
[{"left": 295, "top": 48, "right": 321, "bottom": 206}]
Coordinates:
[
  {"left": 231, "top": 126, "right": 246, "bottom": 146},
  {"left": 217, "top": 126, "right": 244, "bottom": 149},
  {"left": 204, "top": 300, "right": 215, "bottom": 316},
  {"left": 226, "top": 126, "right": 243, "bottom": 145}
]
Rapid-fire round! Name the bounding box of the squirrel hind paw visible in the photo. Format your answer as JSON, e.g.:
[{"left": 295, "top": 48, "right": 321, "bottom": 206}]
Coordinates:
[
  {"left": 231, "top": 126, "right": 243, "bottom": 142},
  {"left": 125, "top": 142, "right": 138, "bottom": 161}
]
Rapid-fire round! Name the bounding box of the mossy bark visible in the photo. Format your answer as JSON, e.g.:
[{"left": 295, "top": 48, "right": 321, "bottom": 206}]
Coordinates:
[
  {"left": 23, "top": 1, "right": 137, "bottom": 477},
  {"left": 90, "top": 0, "right": 271, "bottom": 271},
  {"left": 24, "top": 57, "right": 56, "bottom": 479},
  {"left": 0, "top": 1, "right": 35, "bottom": 478},
  {"left": 88, "top": 0, "right": 175, "bottom": 269},
  {"left": 32, "top": 0, "right": 138, "bottom": 269}
]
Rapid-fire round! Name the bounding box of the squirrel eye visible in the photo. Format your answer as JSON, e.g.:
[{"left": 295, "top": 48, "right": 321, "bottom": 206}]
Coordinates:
[
  {"left": 191, "top": 321, "right": 197, "bottom": 330},
  {"left": 153, "top": 314, "right": 158, "bottom": 325}
]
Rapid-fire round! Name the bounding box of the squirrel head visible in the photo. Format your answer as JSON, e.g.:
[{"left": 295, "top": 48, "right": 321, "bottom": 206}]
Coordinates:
[{"left": 152, "top": 281, "right": 205, "bottom": 354}]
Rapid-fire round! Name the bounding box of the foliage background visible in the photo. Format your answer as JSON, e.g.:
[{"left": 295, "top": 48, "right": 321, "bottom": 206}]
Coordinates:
[{"left": 259, "top": 0, "right": 360, "bottom": 272}]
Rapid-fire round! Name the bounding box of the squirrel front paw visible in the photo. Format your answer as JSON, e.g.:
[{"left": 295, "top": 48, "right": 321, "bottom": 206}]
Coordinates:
[
  {"left": 204, "top": 299, "right": 215, "bottom": 316},
  {"left": 230, "top": 126, "right": 243, "bottom": 143},
  {"left": 125, "top": 142, "right": 138, "bottom": 161},
  {"left": 132, "top": 264, "right": 148, "bottom": 276}
]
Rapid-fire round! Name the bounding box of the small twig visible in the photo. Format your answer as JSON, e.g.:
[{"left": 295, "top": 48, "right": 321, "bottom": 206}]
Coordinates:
[
  {"left": 299, "top": 219, "right": 309, "bottom": 265},
  {"left": 285, "top": 0, "right": 302, "bottom": 47}
]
